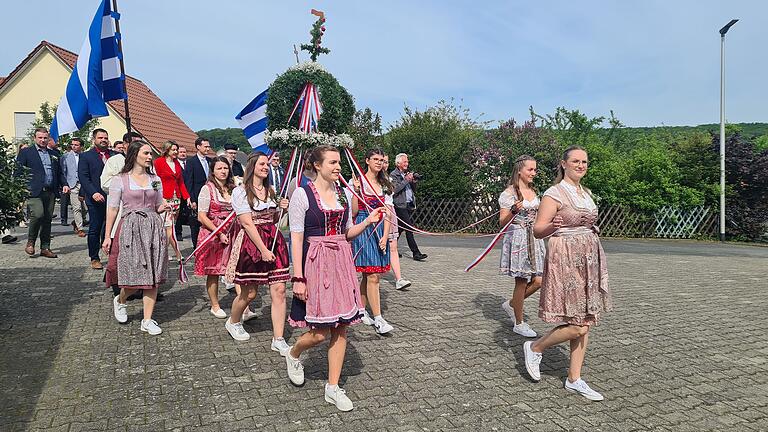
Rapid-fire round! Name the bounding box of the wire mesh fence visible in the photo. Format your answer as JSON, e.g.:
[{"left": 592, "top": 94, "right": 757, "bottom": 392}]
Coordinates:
[{"left": 411, "top": 197, "right": 718, "bottom": 238}]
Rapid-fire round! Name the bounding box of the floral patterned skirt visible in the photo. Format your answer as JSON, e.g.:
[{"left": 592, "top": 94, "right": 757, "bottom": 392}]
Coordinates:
[{"left": 538, "top": 231, "right": 611, "bottom": 326}]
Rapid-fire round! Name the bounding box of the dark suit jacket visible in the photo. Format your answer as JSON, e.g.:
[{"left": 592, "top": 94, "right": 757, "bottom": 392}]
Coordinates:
[
  {"left": 78, "top": 147, "right": 117, "bottom": 203},
  {"left": 232, "top": 160, "right": 244, "bottom": 178},
  {"left": 16, "top": 145, "right": 63, "bottom": 198},
  {"left": 183, "top": 154, "right": 213, "bottom": 204},
  {"left": 267, "top": 165, "right": 285, "bottom": 190}
]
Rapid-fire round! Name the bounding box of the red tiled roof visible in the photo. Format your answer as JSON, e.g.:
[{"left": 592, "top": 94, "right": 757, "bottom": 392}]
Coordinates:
[
  {"left": 0, "top": 77, "right": 5, "bottom": 86},
  {"left": 0, "top": 41, "right": 197, "bottom": 152}
]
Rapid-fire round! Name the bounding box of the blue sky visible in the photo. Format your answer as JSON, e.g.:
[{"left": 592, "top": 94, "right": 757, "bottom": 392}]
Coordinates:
[{"left": 2, "top": 1, "right": 766, "bottom": 131}]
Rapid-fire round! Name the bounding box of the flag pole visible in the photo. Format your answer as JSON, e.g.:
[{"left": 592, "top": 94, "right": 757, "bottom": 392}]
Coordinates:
[{"left": 112, "top": 0, "right": 131, "bottom": 135}]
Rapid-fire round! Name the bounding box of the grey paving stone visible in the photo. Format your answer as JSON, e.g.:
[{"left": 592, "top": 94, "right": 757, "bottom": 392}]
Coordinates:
[{"left": 1, "top": 226, "right": 768, "bottom": 431}]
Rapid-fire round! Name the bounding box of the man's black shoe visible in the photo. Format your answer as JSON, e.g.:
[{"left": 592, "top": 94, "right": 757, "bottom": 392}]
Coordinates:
[
  {"left": 126, "top": 292, "right": 142, "bottom": 301},
  {"left": 156, "top": 293, "right": 166, "bottom": 302},
  {"left": 60, "top": 220, "right": 68, "bottom": 226},
  {"left": 413, "top": 253, "right": 428, "bottom": 261},
  {"left": 176, "top": 236, "right": 184, "bottom": 241},
  {"left": 398, "top": 252, "right": 402, "bottom": 258},
  {"left": 2, "top": 235, "right": 18, "bottom": 244}
]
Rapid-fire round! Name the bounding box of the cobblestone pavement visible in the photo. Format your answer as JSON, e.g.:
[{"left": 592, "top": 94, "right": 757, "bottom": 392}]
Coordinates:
[{"left": 1, "top": 225, "right": 767, "bottom": 431}]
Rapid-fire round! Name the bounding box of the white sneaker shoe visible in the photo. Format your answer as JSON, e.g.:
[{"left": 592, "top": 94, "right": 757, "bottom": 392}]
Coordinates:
[
  {"left": 523, "top": 341, "right": 542, "bottom": 381},
  {"left": 113, "top": 296, "right": 128, "bottom": 324},
  {"left": 210, "top": 307, "right": 227, "bottom": 319},
  {"left": 395, "top": 278, "right": 411, "bottom": 290},
  {"left": 225, "top": 282, "right": 236, "bottom": 292},
  {"left": 501, "top": 301, "right": 516, "bottom": 322},
  {"left": 225, "top": 319, "right": 250, "bottom": 341},
  {"left": 324, "top": 384, "right": 354, "bottom": 411},
  {"left": 360, "top": 310, "right": 374, "bottom": 326},
  {"left": 242, "top": 308, "right": 257, "bottom": 322},
  {"left": 271, "top": 337, "right": 291, "bottom": 356},
  {"left": 140, "top": 319, "right": 162, "bottom": 335},
  {"left": 285, "top": 349, "right": 305, "bottom": 386},
  {"left": 513, "top": 321, "right": 537, "bottom": 338},
  {"left": 565, "top": 378, "right": 604, "bottom": 401},
  {"left": 373, "top": 316, "right": 394, "bottom": 334}
]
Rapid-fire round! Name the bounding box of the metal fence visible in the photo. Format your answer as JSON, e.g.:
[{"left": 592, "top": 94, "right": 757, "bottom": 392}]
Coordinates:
[{"left": 411, "top": 197, "right": 718, "bottom": 238}]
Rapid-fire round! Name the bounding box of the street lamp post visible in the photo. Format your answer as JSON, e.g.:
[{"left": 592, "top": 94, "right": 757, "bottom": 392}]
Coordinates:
[{"left": 719, "top": 19, "right": 738, "bottom": 242}]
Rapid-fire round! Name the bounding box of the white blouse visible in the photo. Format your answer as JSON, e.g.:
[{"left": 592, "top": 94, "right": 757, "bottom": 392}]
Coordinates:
[
  {"left": 288, "top": 186, "right": 354, "bottom": 233},
  {"left": 197, "top": 184, "right": 231, "bottom": 213},
  {"left": 543, "top": 180, "right": 597, "bottom": 211},
  {"left": 231, "top": 185, "right": 276, "bottom": 215}
]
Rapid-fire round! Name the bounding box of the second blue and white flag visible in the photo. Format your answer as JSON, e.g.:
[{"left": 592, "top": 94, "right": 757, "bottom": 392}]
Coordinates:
[{"left": 235, "top": 89, "right": 272, "bottom": 154}]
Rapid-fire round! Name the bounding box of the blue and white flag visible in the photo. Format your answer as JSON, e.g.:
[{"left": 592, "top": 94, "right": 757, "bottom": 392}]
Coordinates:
[
  {"left": 50, "top": 0, "right": 126, "bottom": 140},
  {"left": 235, "top": 89, "right": 272, "bottom": 154}
]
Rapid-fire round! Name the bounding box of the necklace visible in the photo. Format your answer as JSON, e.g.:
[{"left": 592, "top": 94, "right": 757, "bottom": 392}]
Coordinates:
[{"left": 253, "top": 184, "right": 265, "bottom": 191}]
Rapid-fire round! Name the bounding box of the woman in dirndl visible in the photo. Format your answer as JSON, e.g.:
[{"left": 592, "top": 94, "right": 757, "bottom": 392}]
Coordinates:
[
  {"left": 351, "top": 148, "right": 395, "bottom": 334},
  {"left": 194, "top": 156, "right": 235, "bottom": 319},
  {"left": 104, "top": 140, "right": 170, "bottom": 336},
  {"left": 522, "top": 146, "right": 612, "bottom": 401},
  {"left": 285, "top": 145, "right": 386, "bottom": 412},
  {"left": 223, "top": 153, "right": 291, "bottom": 355},
  {"left": 498, "top": 155, "right": 545, "bottom": 338}
]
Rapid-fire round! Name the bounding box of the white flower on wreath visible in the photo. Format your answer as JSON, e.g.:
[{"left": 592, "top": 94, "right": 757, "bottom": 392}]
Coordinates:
[
  {"left": 287, "top": 61, "right": 328, "bottom": 74},
  {"left": 265, "top": 128, "right": 355, "bottom": 150}
]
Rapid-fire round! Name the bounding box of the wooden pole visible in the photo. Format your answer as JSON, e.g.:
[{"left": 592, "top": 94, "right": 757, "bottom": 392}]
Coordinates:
[{"left": 112, "top": 0, "right": 131, "bottom": 136}]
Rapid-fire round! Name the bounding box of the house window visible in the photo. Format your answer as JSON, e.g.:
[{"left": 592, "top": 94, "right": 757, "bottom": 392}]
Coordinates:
[{"left": 14, "top": 112, "right": 36, "bottom": 142}]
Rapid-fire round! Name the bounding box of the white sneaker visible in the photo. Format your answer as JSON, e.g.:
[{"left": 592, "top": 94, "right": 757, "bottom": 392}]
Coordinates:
[
  {"left": 523, "top": 341, "right": 542, "bottom": 381},
  {"left": 395, "top": 278, "right": 412, "bottom": 290},
  {"left": 140, "top": 319, "right": 162, "bottom": 335},
  {"left": 113, "top": 296, "right": 128, "bottom": 324},
  {"left": 513, "top": 321, "right": 537, "bottom": 338},
  {"left": 360, "top": 310, "right": 374, "bottom": 326},
  {"left": 565, "top": 378, "right": 604, "bottom": 401},
  {"left": 271, "top": 337, "right": 290, "bottom": 356},
  {"left": 225, "top": 319, "right": 250, "bottom": 341},
  {"left": 285, "top": 349, "right": 305, "bottom": 386},
  {"left": 242, "top": 307, "right": 257, "bottom": 322},
  {"left": 324, "top": 384, "right": 354, "bottom": 411},
  {"left": 210, "top": 307, "right": 227, "bottom": 319},
  {"left": 373, "top": 316, "right": 394, "bottom": 334},
  {"left": 501, "top": 301, "right": 516, "bottom": 322},
  {"left": 225, "top": 281, "right": 236, "bottom": 292}
]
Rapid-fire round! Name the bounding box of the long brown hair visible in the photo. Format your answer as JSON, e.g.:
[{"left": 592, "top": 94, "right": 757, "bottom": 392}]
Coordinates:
[
  {"left": 244, "top": 152, "right": 276, "bottom": 209},
  {"left": 120, "top": 140, "right": 155, "bottom": 175},
  {"left": 364, "top": 148, "right": 393, "bottom": 193},
  {"left": 207, "top": 156, "right": 235, "bottom": 197},
  {"left": 554, "top": 146, "right": 587, "bottom": 184},
  {"left": 507, "top": 155, "right": 537, "bottom": 200}
]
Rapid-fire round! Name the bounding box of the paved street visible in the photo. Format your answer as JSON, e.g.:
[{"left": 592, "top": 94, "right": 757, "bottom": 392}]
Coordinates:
[{"left": 1, "top": 224, "right": 767, "bottom": 431}]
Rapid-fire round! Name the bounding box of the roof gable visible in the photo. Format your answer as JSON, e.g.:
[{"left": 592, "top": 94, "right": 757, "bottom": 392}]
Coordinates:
[{"left": 0, "top": 41, "right": 197, "bottom": 151}]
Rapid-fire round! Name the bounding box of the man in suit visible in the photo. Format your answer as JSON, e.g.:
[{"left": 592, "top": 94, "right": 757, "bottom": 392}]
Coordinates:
[
  {"left": 391, "top": 153, "right": 427, "bottom": 261},
  {"left": 60, "top": 138, "right": 87, "bottom": 237},
  {"left": 175, "top": 145, "right": 188, "bottom": 240},
  {"left": 267, "top": 152, "right": 285, "bottom": 192},
  {"left": 15, "top": 127, "right": 64, "bottom": 258},
  {"left": 78, "top": 128, "right": 117, "bottom": 269},
  {"left": 223, "top": 143, "right": 244, "bottom": 177},
  {"left": 183, "top": 137, "right": 212, "bottom": 249}
]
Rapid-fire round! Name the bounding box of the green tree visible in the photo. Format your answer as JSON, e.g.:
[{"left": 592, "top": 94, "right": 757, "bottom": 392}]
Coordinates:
[
  {"left": 0, "top": 136, "right": 27, "bottom": 232},
  {"left": 385, "top": 100, "right": 483, "bottom": 199},
  {"left": 196, "top": 128, "right": 250, "bottom": 153},
  {"left": 349, "top": 107, "right": 383, "bottom": 160}
]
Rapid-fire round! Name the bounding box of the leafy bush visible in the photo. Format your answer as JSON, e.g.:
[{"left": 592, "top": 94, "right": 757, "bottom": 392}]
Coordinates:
[{"left": 0, "top": 136, "right": 28, "bottom": 232}]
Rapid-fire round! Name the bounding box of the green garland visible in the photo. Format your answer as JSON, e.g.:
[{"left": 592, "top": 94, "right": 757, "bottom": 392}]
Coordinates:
[{"left": 266, "top": 62, "right": 355, "bottom": 137}]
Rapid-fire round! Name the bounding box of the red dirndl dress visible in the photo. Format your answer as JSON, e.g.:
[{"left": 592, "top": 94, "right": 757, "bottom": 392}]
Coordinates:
[
  {"left": 225, "top": 204, "right": 290, "bottom": 286},
  {"left": 194, "top": 184, "right": 234, "bottom": 276}
]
